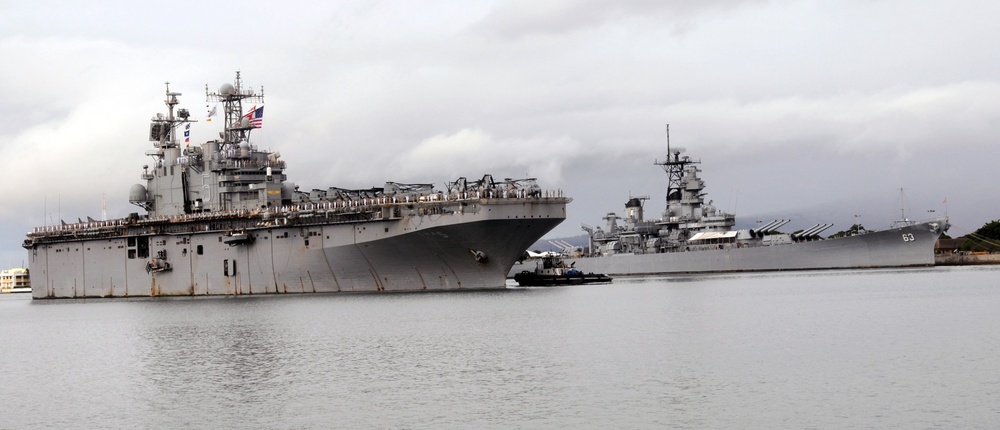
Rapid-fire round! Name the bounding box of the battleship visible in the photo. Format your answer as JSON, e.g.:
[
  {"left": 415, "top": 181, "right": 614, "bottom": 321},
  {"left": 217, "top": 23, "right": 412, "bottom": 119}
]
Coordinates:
[
  {"left": 561, "top": 127, "right": 949, "bottom": 276},
  {"left": 24, "top": 73, "right": 569, "bottom": 299}
]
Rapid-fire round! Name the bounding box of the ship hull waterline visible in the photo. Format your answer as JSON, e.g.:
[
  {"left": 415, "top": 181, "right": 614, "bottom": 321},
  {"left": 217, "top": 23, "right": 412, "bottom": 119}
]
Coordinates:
[{"left": 30, "top": 216, "right": 563, "bottom": 299}]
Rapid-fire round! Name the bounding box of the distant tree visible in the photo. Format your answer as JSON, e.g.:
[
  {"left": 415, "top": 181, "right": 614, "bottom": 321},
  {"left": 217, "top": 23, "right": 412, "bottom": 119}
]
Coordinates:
[
  {"left": 959, "top": 220, "right": 1000, "bottom": 251},
  {"left": 827, "top": 224, "right": 866, "bottom": 239}
]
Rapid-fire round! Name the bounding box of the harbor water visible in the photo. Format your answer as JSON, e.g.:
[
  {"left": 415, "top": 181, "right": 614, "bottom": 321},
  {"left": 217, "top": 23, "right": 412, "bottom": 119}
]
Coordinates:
[{"left": 2, "top": 266, "right": 998, "bottom": 429}]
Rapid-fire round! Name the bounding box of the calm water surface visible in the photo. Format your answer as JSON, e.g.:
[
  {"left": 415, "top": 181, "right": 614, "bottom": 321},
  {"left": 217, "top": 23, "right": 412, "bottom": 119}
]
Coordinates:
[{"left": 2, "top": 266, "right": 998, "bottom": 429}]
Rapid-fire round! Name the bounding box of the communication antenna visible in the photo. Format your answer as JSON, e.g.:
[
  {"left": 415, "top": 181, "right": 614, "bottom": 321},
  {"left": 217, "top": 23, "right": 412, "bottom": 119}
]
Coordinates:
[
  {"left": 206, "top": 70, "right": 265, "bottom": 152},
  {"left": 654, "top": 124, "right": 695, "bottom": 205},
  {"left": 898, "top": 188, "right": 908, "bottom": 222},
  {"left": 102, "top": 193, "right": 107, "bottom": 221},
  {"left": 891, "top": 188, "right": 914, "bottom": 228},
  {"left": 662, "top": 124, "right": 673, "bottom": 159}
]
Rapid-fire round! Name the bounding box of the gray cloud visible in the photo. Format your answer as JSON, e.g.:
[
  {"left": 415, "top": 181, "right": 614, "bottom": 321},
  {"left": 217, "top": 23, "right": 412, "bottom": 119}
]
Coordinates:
[
  {"left": 2, "top": 0, "right": 998, "bottom": 266},
  {"left": 473, "top": 0, "right": 767, "bottom": 39}
]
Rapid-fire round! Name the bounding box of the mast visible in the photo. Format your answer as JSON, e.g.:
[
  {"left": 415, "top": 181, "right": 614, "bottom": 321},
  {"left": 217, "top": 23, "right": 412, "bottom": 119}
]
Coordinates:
[
  {"left": 892, "top": 187, "right": 914, "bottom": 227},
  {"left": 898, "top": 187, "right": 908, "bottom": 221},
  {"left": 653, "top": 124, "right": 698, "bottom": 205},
  {"left": 201, "top": 72, "right": 282, "bottom": 213},
  {"left": 133, "top": 82, "right": 197, "bottom": 213},
  {"left": 148, "top": 82, "right": 194, "bottom": 163},
  {"left": 206, "top": 71, "right": 264, "bottom": 153}
]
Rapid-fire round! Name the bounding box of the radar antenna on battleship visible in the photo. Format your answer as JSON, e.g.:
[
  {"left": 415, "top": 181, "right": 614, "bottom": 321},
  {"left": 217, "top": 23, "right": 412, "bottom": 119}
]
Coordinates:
[{"left": 653, "top": 124, "right": 699, "bottom": 204}]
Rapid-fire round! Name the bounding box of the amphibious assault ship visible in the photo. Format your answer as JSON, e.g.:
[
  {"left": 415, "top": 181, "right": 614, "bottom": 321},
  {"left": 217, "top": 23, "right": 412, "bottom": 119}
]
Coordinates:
[
  {"left": 24, "top": 73, "right": 568, "bottom": 298},
  {"left": 562, "top": 127, "right": 948, "bottom": 276}
]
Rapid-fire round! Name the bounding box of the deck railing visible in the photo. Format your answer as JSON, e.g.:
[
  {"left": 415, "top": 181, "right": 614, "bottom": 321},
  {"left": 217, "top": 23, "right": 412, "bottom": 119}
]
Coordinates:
[{"left": 28, "top": 189, "right": 568, "bottom": 237}]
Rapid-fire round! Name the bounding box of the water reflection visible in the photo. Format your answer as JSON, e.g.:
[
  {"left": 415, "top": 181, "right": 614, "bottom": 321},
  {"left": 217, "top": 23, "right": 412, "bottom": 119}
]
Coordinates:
[
  {"left": 3, "top": 267, "right": 999, "bottom": 428},
  {"left": 129, "top": 299, "right": 291, "bottom": 427}
]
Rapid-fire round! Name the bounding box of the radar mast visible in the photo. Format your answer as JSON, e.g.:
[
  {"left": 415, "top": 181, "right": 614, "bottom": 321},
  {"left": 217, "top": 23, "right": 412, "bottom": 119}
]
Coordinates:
[
  {"left": 653, "top": 124, "right": 698, "bottom": 205},
  {"left": 147, "top": 82, "right": 194, "bottom": 153},
  {"left": 206, "top": 71, "right": 265, "bottom": 152}
]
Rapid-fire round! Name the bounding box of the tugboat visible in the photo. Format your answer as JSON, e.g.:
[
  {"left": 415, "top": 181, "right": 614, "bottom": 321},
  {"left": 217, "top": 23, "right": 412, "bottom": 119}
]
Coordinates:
[{"left": 513, "top": 255, "right": 612, "bottom": 287}]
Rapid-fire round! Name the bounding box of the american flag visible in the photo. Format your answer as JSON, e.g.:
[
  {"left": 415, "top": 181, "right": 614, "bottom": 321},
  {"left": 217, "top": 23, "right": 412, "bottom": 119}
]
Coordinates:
[{"left": 244, "top": 106, "right": 264, "bottom": 127}]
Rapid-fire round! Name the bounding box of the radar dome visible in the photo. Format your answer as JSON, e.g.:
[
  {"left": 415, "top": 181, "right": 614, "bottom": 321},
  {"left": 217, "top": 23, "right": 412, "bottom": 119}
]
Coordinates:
[
  {"left": 129, "top": 184, "right": 149, "bottom": 203},
  {"left": 219, "top": 83, "right": 236, "bottom": 95},
  {"left": 240, "top": 117, "right": 251, "bottom": 128}
]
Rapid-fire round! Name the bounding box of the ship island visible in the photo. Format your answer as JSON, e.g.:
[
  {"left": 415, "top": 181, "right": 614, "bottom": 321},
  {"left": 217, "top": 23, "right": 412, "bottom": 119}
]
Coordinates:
[
  {"left": 23, "top": 73, "right": 569, "bottom": 299},
  {"left": 558, "top": 127, "right": 950, "bottom": 276}
]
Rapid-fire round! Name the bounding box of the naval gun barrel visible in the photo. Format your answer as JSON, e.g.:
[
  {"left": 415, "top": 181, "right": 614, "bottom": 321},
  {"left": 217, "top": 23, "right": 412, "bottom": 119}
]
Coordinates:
[
  {"left": 796, "top": 223, "right": 833, "bottom": 239},
  {"left": 809, "top": 223, "right": 833, "bottom": 237},
  {"left": 763, "top": 219, "right": 790, "bottom": 233},
  {"left": 756, "top": 219, "right": 783, "bottom": 232}
]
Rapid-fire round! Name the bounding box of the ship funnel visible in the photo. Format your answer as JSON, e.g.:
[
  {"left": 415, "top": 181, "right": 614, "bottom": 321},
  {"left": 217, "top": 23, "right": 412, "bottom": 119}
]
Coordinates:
[
  {"left": 625, "top": 198, "right": 644, "bottom": 222},
  {"left": 604, "top": 213, "right": 619, "bottom": 232}
]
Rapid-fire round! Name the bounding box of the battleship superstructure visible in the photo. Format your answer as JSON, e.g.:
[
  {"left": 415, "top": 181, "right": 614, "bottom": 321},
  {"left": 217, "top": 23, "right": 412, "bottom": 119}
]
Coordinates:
[
  {"left": 24, "top": 73, "right": 568, "bottom": 298},
  {"left": 563, "top": 126, "right": 949, "bottom": 276}
]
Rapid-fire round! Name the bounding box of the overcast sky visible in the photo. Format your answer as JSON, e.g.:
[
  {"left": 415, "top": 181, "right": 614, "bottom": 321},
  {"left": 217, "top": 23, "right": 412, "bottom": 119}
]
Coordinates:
[{"left": 3, "top": 0, "right": 999, "bottom": 266}]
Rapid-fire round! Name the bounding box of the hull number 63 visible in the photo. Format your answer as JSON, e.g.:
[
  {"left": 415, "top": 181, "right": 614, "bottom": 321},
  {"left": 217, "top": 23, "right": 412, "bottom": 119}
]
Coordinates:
[{"left": 902, "top": 233, "right": 916, "bottom": 242}]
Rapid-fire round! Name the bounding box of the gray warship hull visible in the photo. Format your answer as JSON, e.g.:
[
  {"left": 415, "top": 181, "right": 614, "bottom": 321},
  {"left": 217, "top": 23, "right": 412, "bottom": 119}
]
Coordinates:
[
  {"left": 25, "top": 74, "right": 570, "bottom": 299},
  {"left": 556, "top": 125, "right": 949, "bottom": 279},
  {"left": 30, "top": 199, "right": 565, "bottom": 298},
  {"left": 560, "top": 220, "right": 942, "bottom": 277}
]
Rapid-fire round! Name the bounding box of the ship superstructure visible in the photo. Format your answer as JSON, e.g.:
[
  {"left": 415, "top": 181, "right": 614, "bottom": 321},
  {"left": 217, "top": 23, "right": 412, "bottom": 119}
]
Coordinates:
[
  {"left": 130, "top": 74, "right": 283, "bottom": 216},
  {"left": 564, "top": 126, "right": 948, "bottom": 276},
  {"left": 25, "top": 73, "right": 569, "bottom": 298}
]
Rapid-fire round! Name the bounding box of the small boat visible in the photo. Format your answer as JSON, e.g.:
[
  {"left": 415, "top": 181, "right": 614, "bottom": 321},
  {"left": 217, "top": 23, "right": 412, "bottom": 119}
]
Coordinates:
[
  {"left": 222, "top": 230, "right": 255, "bottom": 246},
  {"left": 513, "top": 255, "right": 612, "bottom": 287}
]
